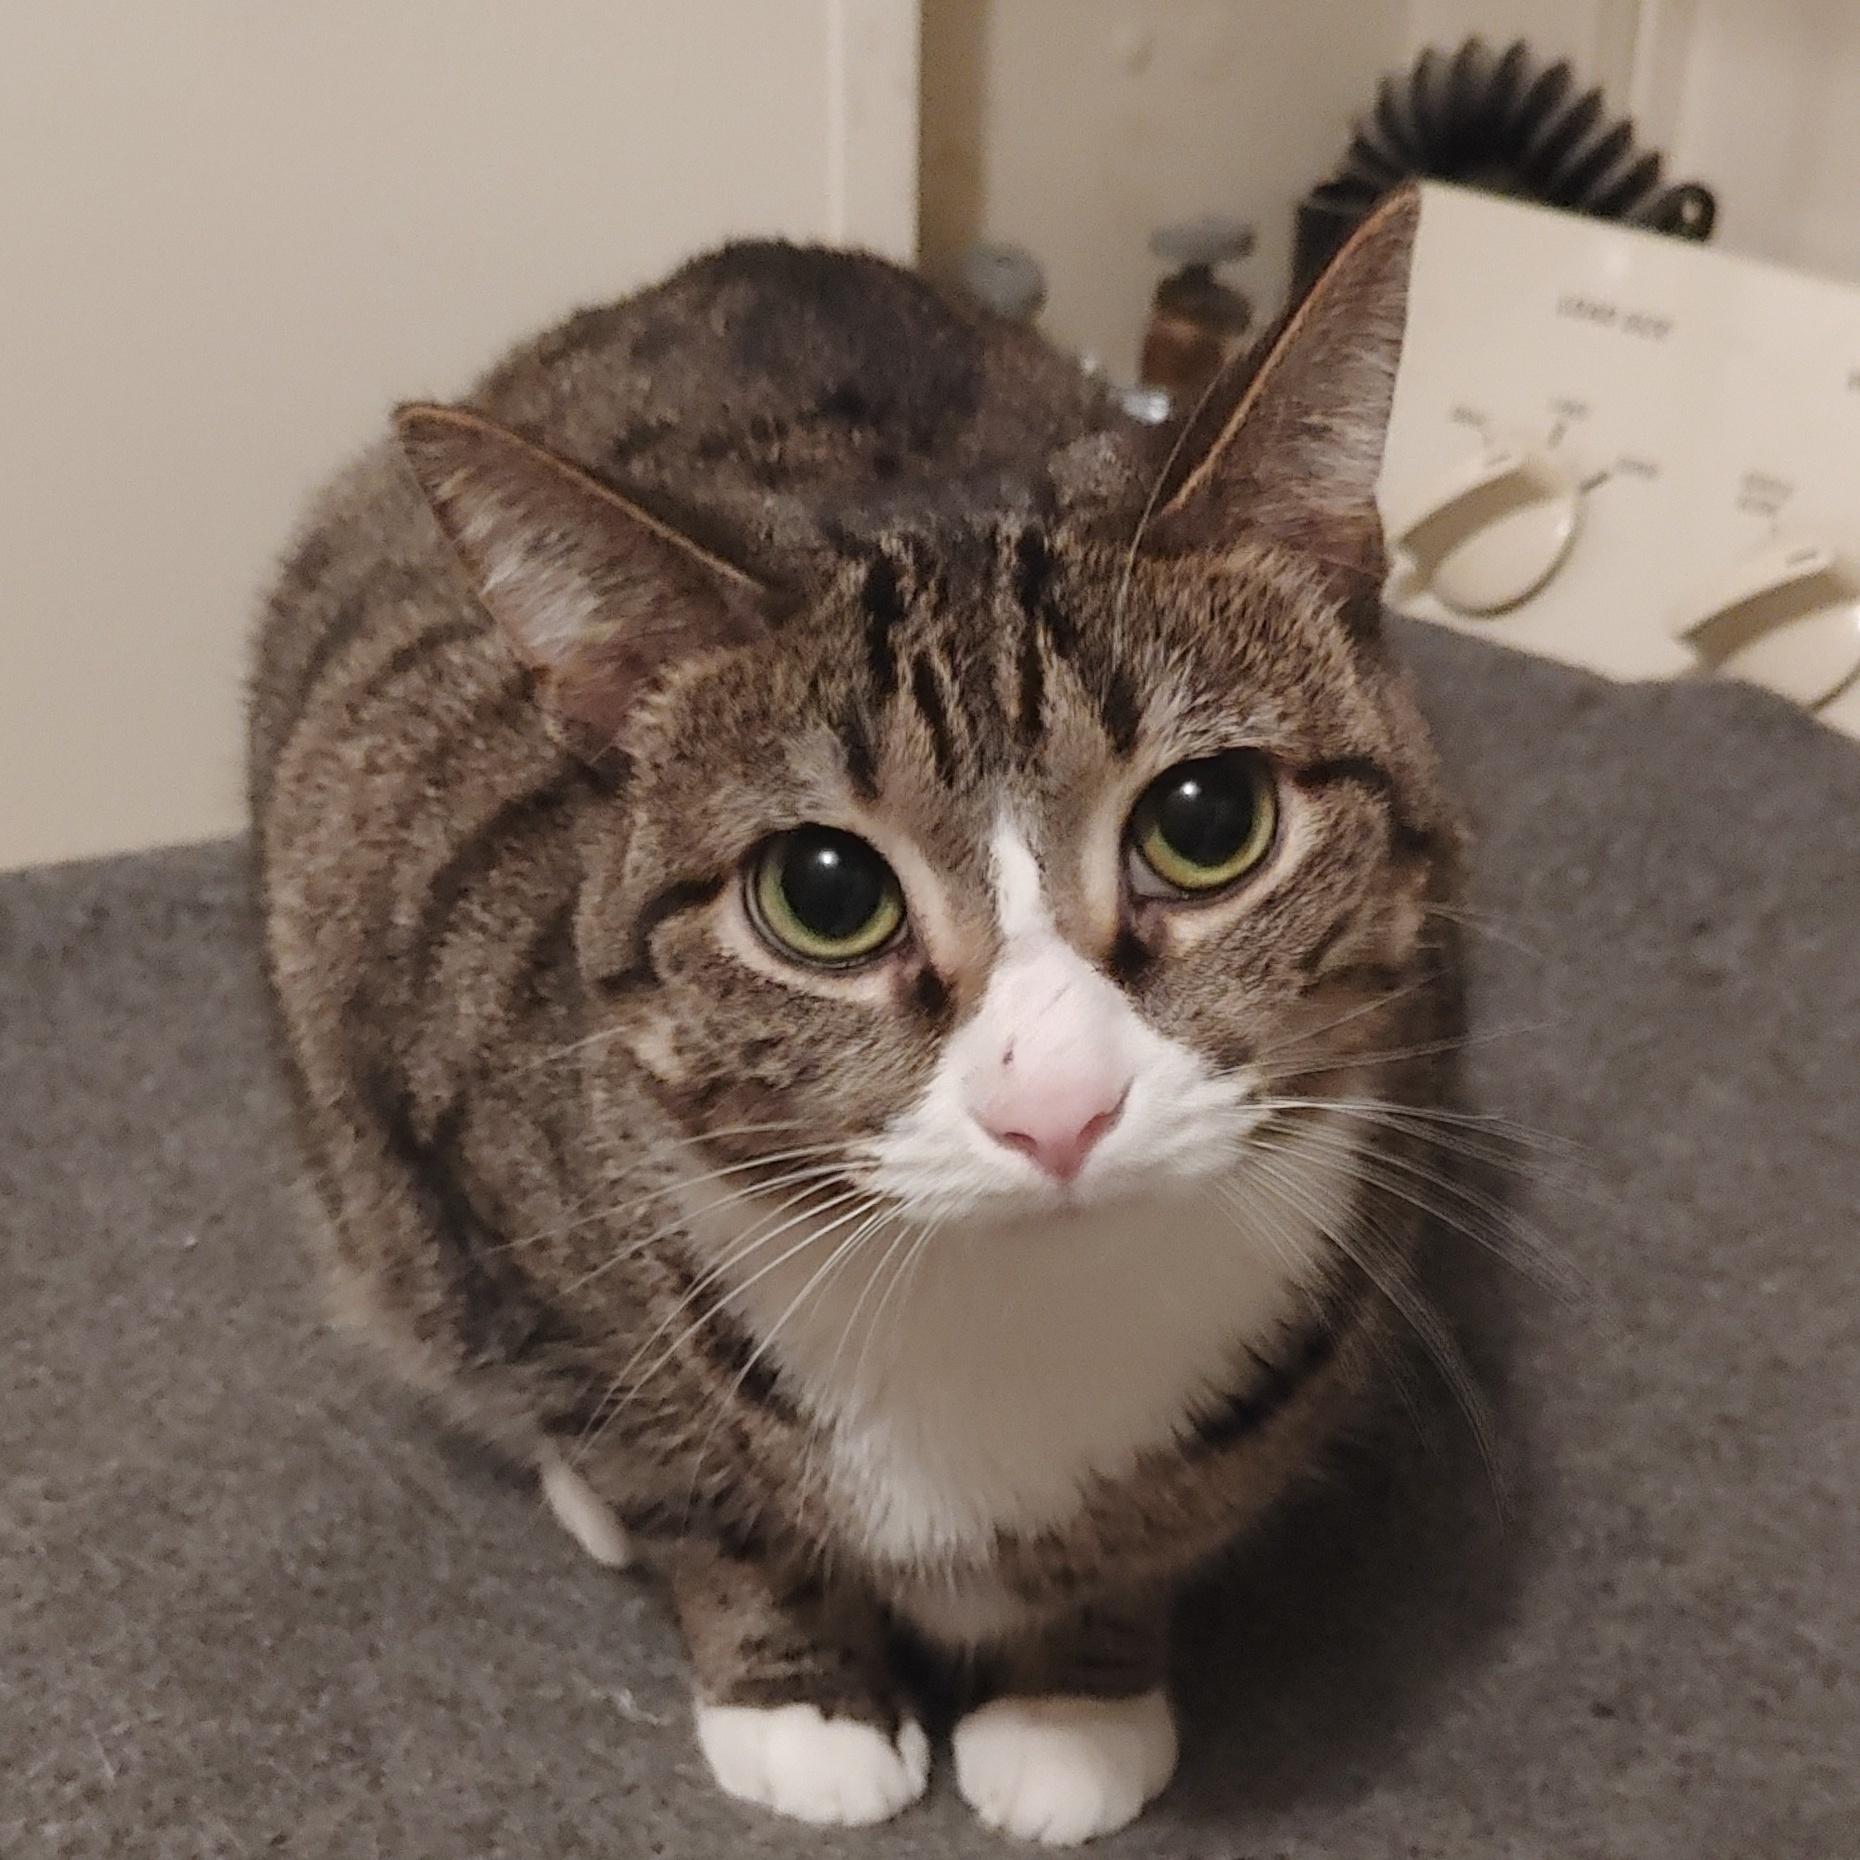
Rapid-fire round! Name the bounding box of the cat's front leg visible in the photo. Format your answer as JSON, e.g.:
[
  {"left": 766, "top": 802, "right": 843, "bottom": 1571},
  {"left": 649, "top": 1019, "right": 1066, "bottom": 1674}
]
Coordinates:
[
  {"left": 671, "top": 1542, "right": 929, "bottom": 1827},
  {"left": 954, "top": 1593, "right": 1179, "bottom": 1846}
]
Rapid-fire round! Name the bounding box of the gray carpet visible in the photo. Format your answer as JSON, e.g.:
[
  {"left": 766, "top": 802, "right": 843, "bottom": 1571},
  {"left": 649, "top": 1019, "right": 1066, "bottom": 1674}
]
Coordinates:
[{"left": 4, "top": 624, "right": 1856, "bottom": 1858}]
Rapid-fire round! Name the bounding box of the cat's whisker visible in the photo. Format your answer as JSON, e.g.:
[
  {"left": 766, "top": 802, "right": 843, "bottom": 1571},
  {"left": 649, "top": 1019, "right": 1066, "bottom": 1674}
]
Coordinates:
[
  {"left": 671, "top": 1118, "right": 830, "bottom": 1147},
  {"left": 485, "top": 1153, "right": 856, "bottom": 1276},
  {"left": 1248, "top": 972, "right": 1437, "bottom": 1064},
  {"left": 550, "top": 1169, "right": 850, "bottom": 1301},
  {"left": 467, "top": 1120, "right": 851, "bottom": 1263},
  {"left": 1260, "top": 1093, "right": 1570, "bottom": 1154},
  {"left": 742, "top": 1204, "right": 895, "bottom": 1398},
  {"left": 1256, "top": 1091, "right": 1588, "bottom": 1212},
  {"left": 1421, "top": 899, "right": 1549, "bottom": 964},
  {"left": 811, "top": 1217, "right": 907, "bottom": 1403},
  {"left": 1267, "top": 1112, "right": 1587, "bottom": 1226},
  {"left": 1257, "top": 1016, "right": 1550, "bottom": 1083},
  {"left": 1349, "top": 1202, "right": 1513, "bottom": 1524},
  {"left": 1209, "top": 1173, "right": 1445, "bottom": 1465},
  {"left": 1247, "top": 1121, "right": 1580, "bottom": 1304},
  {"left": 517, "top": 1021, "right": 637, "bottom": 1074},
  {"left": 806, "top": 1204, "right": 944, "bottom": 1517},
  {"left": 1253, "top": 1090, "right": 1545, "bottom": 1201},
  {"left": 1203, "top": 1176, "right": 1333, "bottom": 1332},
  {"left": 870, "top": 1215, "right": 944, "bottom": 1367},
  {"left": 1272, "top": 1108, "right": 1562, "bottom": 1212},
  {"left": 466, "top": 1120, "right": 839, "bottom": 1255},
  {"left": 634, "top": 1174, "right": 876, "bottom": 1347},
  {"left": 477, "top": 1144, "right": 857, "bottom": 1265},
  {"left": 791, "top": 1208, "right": 929, "bottom": 1502},
  {"left": 679, "top": 1200, "right": 896, "bottom": 1531},
  {"left": 567, "top": 1188, "right": 864, "bottom": 1451},
  {"left": 550, "top": 1172, "right": 891, "bottom": 1453},
  {"left": 575, "top": 1181, "right": 886, "bottom": 1454},
  {"left": 1114, "top": 363, "right": 1232, "bottom": 627},
  {"left": 1236, "top": 1148, "right": 1511, "bottom": 1523},
  {"left": 840, "top": 1213, "right": 932, "bottom": 1399},
  {"left": 862, "top": 1239, "right": 929, "bottom": 1405},
  {"left": 612, "top": 1148, "right": 854, "bottom": 1218},
  {"left": 1210, "top": 1169, "right": 1444, "bottom": 1440},
  {"left": 1252, "top": 1101, "right": 1576, "bottom": 1192}
]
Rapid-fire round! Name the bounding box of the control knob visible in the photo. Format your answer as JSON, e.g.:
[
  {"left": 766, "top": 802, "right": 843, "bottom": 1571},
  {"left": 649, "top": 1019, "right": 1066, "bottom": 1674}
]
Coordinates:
[
  {"left": 1388, "top": 438, "right": 1583, "bottom": 616},
  {"left": 1674, "top": 534, "right": 1860, "bottom": 711}
]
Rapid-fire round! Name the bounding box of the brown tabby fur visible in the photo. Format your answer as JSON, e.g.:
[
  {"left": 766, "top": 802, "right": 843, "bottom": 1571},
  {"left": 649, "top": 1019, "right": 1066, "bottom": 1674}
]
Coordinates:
[{"left": 252, "top": 192, "right": 1463, "bottom": 1776}]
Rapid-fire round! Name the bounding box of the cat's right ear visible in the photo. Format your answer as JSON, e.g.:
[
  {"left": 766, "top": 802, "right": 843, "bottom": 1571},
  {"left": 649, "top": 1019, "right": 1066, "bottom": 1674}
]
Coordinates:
[
  {"left": 1145, "top": 186, "right": 1421, "bottom": 585},
  {"left": 395, "top": 405, "right": 774, "bottom": 759}
]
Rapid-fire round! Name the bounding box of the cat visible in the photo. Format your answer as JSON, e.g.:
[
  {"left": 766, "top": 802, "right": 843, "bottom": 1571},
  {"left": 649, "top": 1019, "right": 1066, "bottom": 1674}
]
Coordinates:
[{"left": 250, "top": 185, "right": 1463, "bottom": 1845}]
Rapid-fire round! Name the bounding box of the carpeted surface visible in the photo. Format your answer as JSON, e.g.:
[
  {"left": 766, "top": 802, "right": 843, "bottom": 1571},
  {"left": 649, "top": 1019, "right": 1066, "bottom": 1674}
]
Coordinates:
[{"left": 3, "top": 624, "right": 1857, "bottom": 1858}]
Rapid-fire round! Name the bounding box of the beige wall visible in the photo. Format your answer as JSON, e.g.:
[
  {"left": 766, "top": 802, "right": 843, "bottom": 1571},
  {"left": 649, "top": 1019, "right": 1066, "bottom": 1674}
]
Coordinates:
[
  {"left": 1404, "top": 0, "right": 1645, "bottom": 94},
  {"left": 1632, "top": 0, "right": 1860, "bottom": 282},
  {"left": 0, "top": 1, "right": 917, "bottom": 872}
]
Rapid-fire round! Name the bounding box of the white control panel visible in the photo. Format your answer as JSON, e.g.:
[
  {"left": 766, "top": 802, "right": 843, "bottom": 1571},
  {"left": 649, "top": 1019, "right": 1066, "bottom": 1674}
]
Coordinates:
[{"left": 1380, "top": 184, "right": 1860, "bottom": 742}]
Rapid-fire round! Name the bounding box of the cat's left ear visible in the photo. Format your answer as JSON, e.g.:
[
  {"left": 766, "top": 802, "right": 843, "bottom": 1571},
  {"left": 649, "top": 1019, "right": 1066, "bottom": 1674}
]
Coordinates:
[
  {"left": 1150, "top": 185, "right": 1421, "bottom": 583},
  {"left": 396, "top": 405, "right": 774, "bottom": 759}
]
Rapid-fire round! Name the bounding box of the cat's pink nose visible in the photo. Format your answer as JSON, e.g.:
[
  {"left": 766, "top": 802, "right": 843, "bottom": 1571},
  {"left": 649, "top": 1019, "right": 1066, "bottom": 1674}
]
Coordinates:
[{"left": 978, "top": 1085, "right": 1128, "bottom": 1183}]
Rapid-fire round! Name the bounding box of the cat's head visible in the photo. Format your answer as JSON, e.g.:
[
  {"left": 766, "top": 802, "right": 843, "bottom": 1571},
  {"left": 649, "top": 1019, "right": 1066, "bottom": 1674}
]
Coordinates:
[{"left": 397, "top": 191, "right": 1458, "bottom": 1234}]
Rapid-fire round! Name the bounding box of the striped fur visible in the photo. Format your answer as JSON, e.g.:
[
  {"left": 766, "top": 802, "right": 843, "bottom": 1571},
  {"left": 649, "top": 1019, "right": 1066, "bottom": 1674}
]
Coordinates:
[{"left": 252, "top": 197, "right": 1464, "bottom": 1838}]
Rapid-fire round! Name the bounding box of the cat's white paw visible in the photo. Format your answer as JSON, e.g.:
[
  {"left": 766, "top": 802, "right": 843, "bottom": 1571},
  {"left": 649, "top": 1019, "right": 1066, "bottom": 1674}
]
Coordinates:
[
  {"left": 538, "top": 1446, "right": 632, "bottom": 1569},
  {"left": 953, "top": 1689, "right": 1177, "bottom": 1846},
  {"left": 695, "top": 1701, "right": 930, "bottom": 1826}
]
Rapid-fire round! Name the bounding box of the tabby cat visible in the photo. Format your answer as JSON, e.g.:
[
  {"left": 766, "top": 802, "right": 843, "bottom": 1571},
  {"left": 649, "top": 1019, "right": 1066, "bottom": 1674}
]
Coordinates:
[{"left": 251, "top": 187, "right": 1462, "bottom": 1844}]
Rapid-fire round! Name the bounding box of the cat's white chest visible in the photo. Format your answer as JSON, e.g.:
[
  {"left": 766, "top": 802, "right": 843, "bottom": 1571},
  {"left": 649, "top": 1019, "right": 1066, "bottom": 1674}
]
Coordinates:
[
  {"left": 816, "top": 1194, "right": 1321, "bottom": 1563},
  {"left": 707, "top": 1114, "right": 1350, "bottom": 1575}
]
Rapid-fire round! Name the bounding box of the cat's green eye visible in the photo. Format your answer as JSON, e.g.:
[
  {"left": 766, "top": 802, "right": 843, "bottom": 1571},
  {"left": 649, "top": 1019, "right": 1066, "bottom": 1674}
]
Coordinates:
[
  {"left": 1128, "top": 752, "right": 1278, "bottom": 897},
  {"left": 749, "top": 827, "right": 906, "bottom": 967}
]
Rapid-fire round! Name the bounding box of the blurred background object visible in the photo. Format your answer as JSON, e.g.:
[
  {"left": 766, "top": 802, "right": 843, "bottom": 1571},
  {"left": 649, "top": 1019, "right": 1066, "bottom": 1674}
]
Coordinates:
[
  {"left": 1290, "top": 37, "right": 1715, "bottom": 303},
  {"left": 960, "top": 239, "right": 1048, "bottom": 320},
  {"left": 1138, "top": 215, "right": 1255, "bottom": 408}
]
